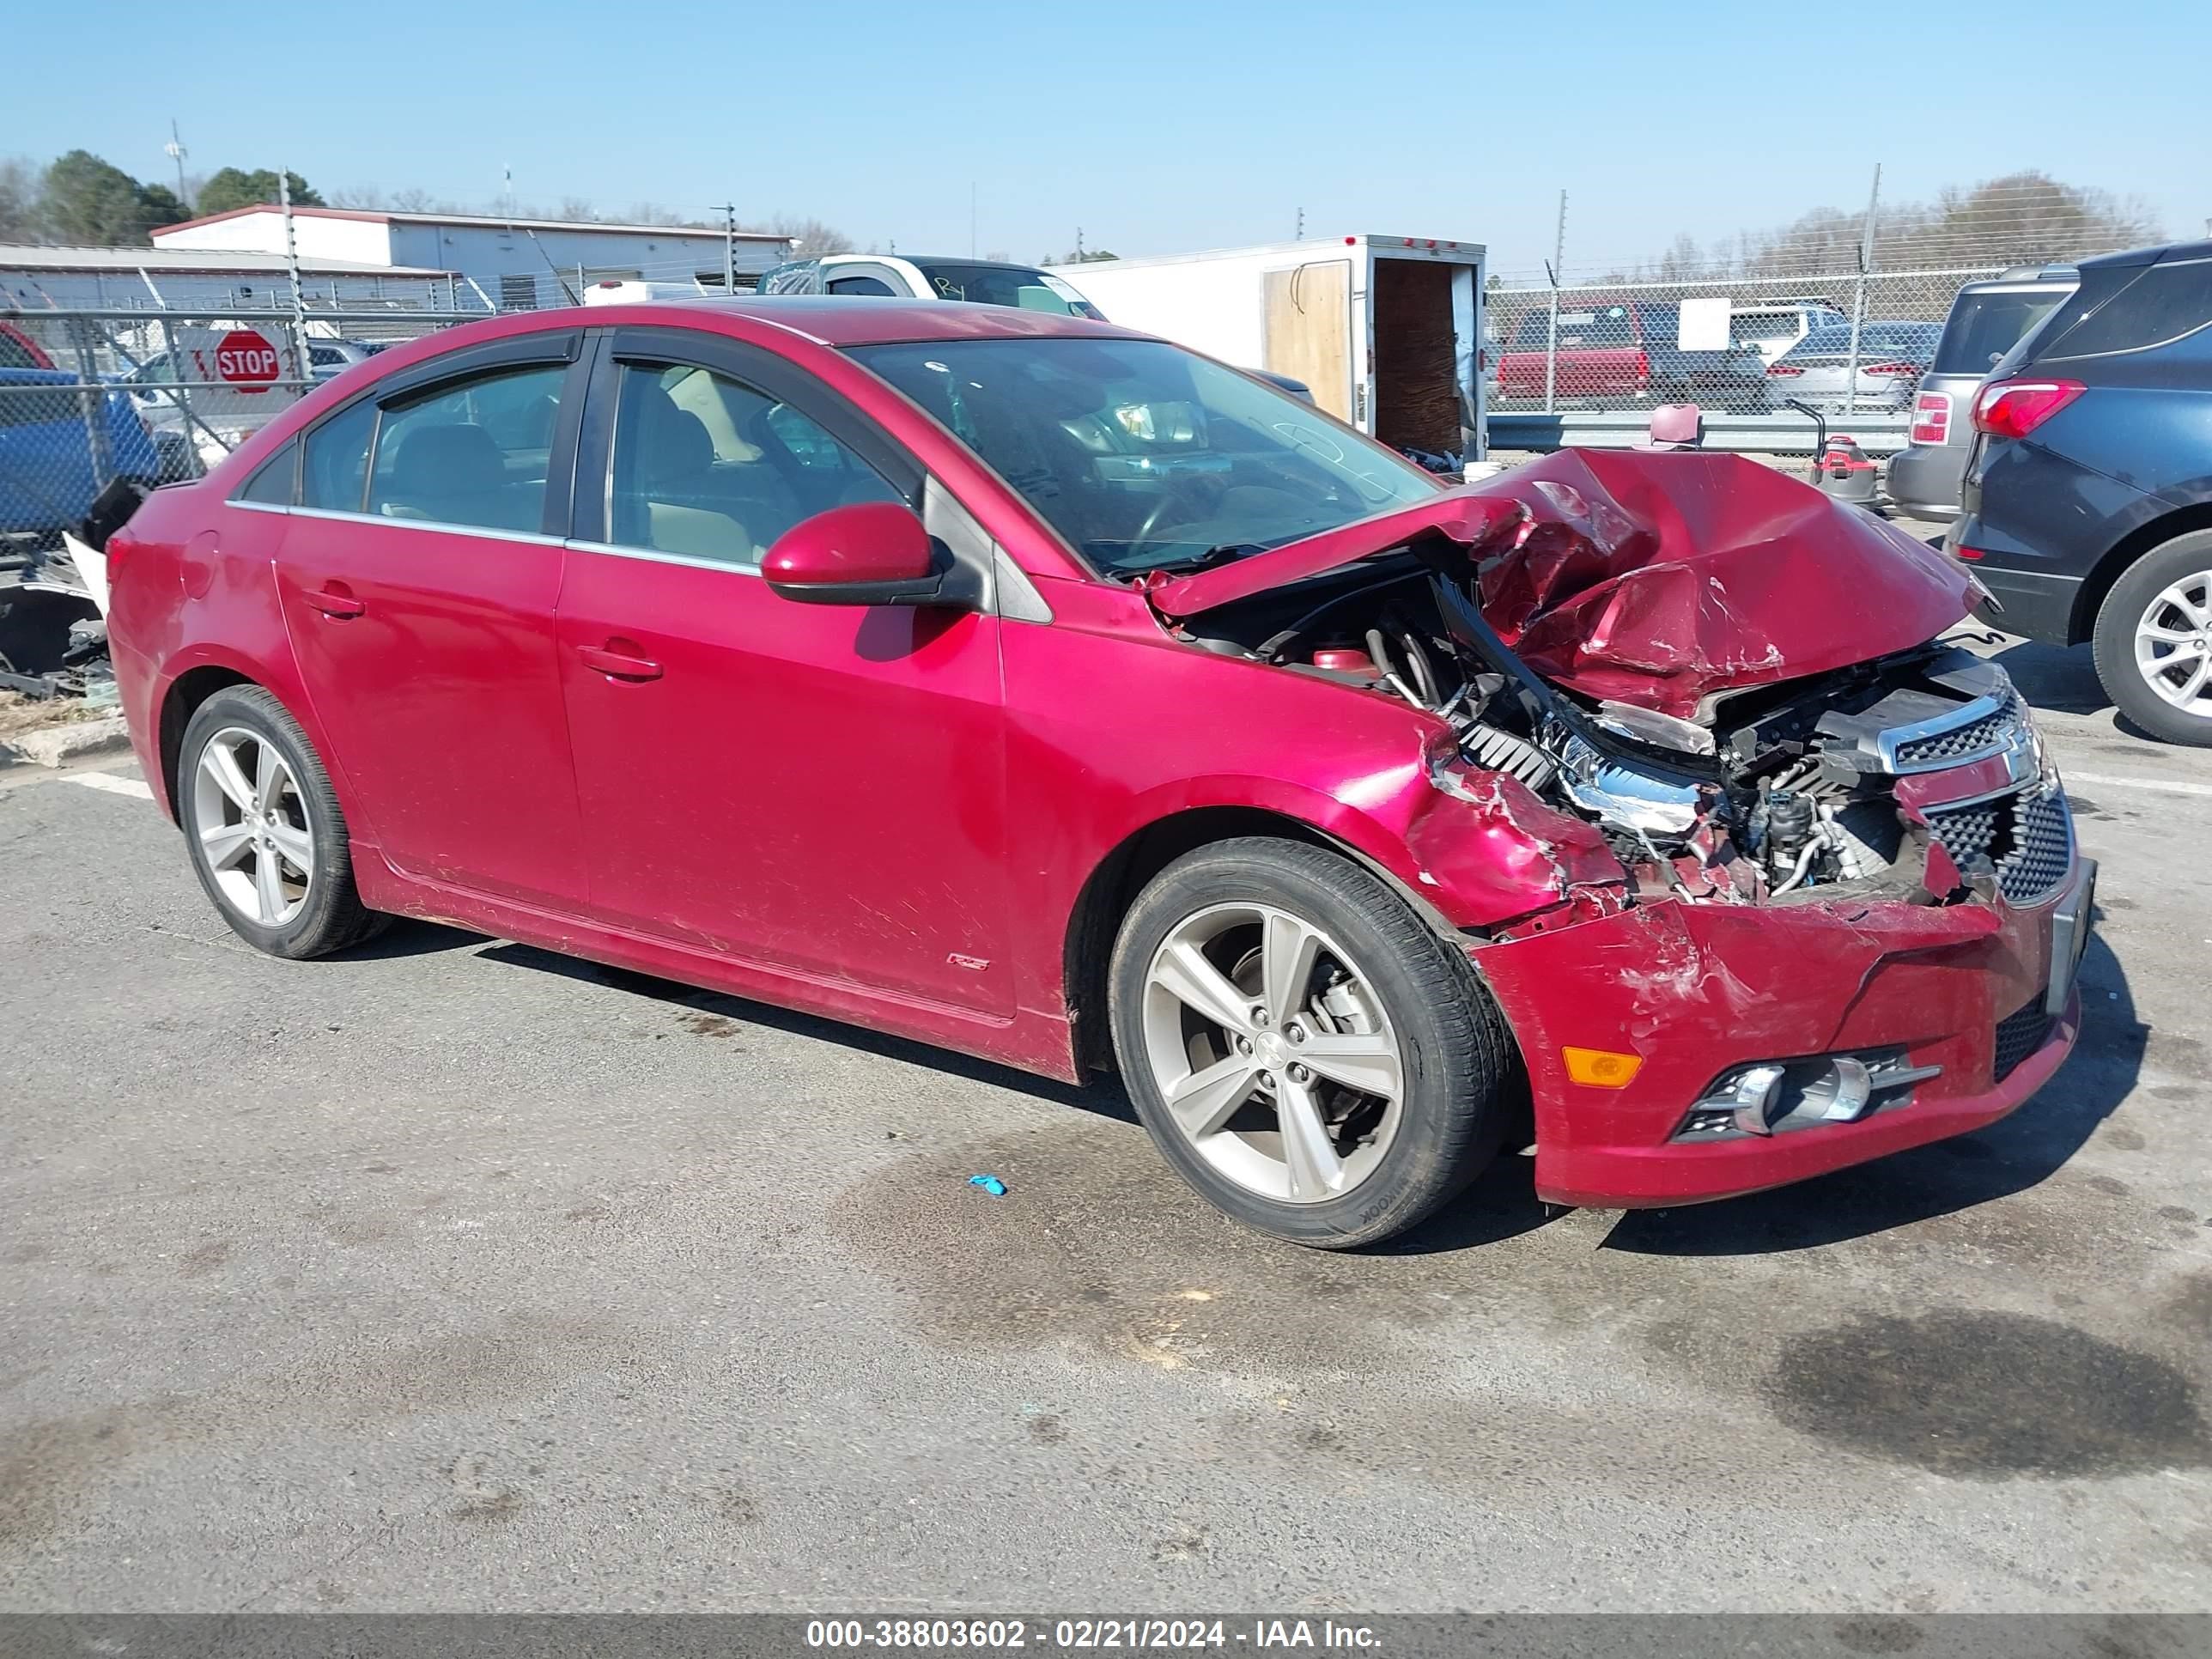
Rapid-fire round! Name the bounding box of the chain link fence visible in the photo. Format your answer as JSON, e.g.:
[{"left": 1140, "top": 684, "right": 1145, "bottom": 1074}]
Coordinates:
[
  {"left": 1483, "top": 266, "right": 2003, "bottom": 436},
  {"left": 0, "top": 303, "right": 481, "bottom": 552}
]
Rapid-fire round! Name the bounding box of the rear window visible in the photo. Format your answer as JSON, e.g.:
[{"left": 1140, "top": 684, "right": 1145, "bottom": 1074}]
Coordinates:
[
  {"left": 908, "top": 262, "right": 1098, "bottom": 317},
  {"left": 0, "top": 332, "right": 45, "bottom": 371},
  {"left": 1933, "top": 289, "right": 2071, "bottom": 375},
  {"left": 2036, "top": 258, "right": 2212, "bottom": 361},
  {"left": 1510, "top": 305, "right": 1635, "bottom": 349},
  {"left": 1785, "top": 322, "right": 1942, "bottom": 361}
]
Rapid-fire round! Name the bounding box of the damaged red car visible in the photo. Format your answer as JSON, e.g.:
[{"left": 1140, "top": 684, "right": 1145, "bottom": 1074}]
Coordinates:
[{"left": 105, "top": 300, "right": 2094, "bottom": 1247}]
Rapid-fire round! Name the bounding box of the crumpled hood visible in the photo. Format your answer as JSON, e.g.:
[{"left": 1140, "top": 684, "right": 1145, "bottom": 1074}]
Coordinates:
[{"left": 1146, "top": 449, "right": 1977, "bottom": 719}]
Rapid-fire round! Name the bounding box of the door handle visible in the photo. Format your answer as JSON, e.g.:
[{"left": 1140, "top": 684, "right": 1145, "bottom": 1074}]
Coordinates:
[
  {"left": 578, "top": 642, "right": 664, "bottom": 682},
  {"left": 301, "top": 586, "right": 363, "bottom": 619}
]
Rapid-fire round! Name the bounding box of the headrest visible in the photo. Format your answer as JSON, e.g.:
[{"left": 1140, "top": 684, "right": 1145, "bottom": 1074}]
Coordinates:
[
  {"left": 388, "top": 422, "right": 507, "bottom": 497},
  {"left": 637, "top": 389, "right": 714, "bottom": 477}
]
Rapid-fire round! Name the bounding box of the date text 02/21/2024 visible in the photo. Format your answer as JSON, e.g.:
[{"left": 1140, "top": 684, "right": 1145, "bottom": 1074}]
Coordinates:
[{"left": 804, "top": 1618, "right": 1382, "bottom": 1650}]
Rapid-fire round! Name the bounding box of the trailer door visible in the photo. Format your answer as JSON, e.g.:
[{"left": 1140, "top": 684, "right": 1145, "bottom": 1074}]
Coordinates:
[{"left": 1262, "top": 261, "right": 1352, "bottom": 423}]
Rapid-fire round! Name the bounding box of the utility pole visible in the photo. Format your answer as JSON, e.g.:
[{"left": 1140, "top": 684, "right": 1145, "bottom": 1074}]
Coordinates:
[
  {"left": 1075, "top": 226, "right": 1085, "bottom": 261},
  {"left": 1296, "top": 205, "right": 1304, "bottom": 240},
  {"left": 724, "top": 203, "right": 738, "bottom": 292},
  {"left": 279, "top": 167, "right": 312, "bottom": 394},
  {"left": 1842, "top": 163, "right": 1882, "bottom": 416},
  {"left": 164, "top": 119, "right": 189, "bottom": 210},
  {"left": 1543, "top": 189, "right": 1567, "bottom": 415},
  {"left": 969, "top": 181, "right": 977, "bottom": 258}
]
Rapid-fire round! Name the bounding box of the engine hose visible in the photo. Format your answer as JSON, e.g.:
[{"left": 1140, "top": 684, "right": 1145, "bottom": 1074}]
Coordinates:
[
  {"left": 1401, "top": 631, "right": 1440, "bottom": 707},
  {"left": 1365, "top": 628, "right": 1428, "bottom": 711}
]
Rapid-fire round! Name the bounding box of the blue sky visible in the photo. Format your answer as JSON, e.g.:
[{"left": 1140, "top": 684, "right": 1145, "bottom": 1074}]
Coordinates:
[{"left": 8, "top": 0, "right": 2202, "bottom": 273}]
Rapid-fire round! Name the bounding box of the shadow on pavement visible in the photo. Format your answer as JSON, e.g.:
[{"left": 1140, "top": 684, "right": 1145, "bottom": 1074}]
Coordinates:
[
  {"left": 469, "top": 908, "right": 2140, "bottom": 1262},
  {"left": 337, "top": 919, "right": 486, "bottom": 961},
  {"left": 1992, "top": 635, "right": 2113, "bottom": 717},
  {"left": 475, "top": 939, "right": 1135, "bottom": 1121}
]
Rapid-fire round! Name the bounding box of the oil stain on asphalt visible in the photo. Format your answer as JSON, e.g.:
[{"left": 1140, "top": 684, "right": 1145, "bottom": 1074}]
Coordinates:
[
  {"left": 833, "top": 1117, "right": 2212, "bottom": 1483},
  {"left": 1764, "top": 1310, "right": 2210, "bottom": 1478}
]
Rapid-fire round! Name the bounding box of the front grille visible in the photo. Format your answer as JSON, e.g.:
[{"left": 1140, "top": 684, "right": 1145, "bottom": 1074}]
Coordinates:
[
  {"left": 1924, "top": 785, "right": 2073, "bottom": 905},
  {"left": 1891, "top": 690, "right": 2024, "bottom": 769},
  {"left": 1992, "top": 996, "right": 2052, "bottom": 1083},
  {"left": 2003, "top": 787, "right": 2073, "bottom": 902}
]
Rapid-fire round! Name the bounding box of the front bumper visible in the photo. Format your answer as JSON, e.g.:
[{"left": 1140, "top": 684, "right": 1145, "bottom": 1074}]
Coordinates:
[{"left": 1472, "top": 859, "right": 2087, "bottom": 1208}]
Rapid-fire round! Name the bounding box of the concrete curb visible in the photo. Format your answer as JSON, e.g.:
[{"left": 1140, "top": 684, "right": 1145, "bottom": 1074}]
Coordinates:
[{"left": 2, "top": 714, "right": 132, "bottom": 769}]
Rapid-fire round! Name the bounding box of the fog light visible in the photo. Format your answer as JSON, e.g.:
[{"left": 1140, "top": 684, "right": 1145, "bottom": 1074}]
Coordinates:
[
  {"left": 1722, "top": 1062, "right": 1787, "bottom": 1136},
  {"left": 1674, "top": 1052, "right": 1942, "bottom": 1142},
  {"left": 1564, "top": 1047, "right": 1643, "bottom": 1088}
]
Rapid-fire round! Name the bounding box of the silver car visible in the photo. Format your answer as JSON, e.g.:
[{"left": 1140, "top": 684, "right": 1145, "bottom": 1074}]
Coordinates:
[
  {"left": 1762, "top": 320, "right": 1942, "bottom": 415},
  {"left": 1886, "top": 267, "right": 2078, "bottom": 521}
]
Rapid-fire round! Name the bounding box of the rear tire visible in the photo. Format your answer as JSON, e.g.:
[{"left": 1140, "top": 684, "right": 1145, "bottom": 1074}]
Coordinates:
[
  {"left": 2092, "top": 529, "right": 2212, "bottom": 747},
  {"left": 1108, "top": 837, "right": 1516, "bottom": 1249},
  {"left": 178, "top": 685, "right": 388, "bottom": 957}
]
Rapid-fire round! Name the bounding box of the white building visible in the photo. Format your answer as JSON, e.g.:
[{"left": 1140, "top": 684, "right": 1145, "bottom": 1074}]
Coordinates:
[
  {"left": 1, "top": 244, "right": 459, "bottom": 313},
  {"left": 152, "top": 206, "right": 793, "bottom": 308}
]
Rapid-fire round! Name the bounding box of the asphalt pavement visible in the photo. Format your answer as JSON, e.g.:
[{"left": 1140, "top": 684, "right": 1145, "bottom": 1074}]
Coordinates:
[{"left": 3, "top": 630, "right": 2209, "bottom": 1614}]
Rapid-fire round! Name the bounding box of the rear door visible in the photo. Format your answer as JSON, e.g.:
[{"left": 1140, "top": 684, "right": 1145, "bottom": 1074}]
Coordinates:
[
  {"left": 272, "top": 331, "right": 590, "bottom": 908},
  {"left": 553, "top": 325, "right": 1015, "bottom": 1014}
]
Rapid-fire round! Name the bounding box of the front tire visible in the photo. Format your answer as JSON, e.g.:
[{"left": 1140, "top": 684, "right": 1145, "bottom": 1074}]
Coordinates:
[
  {"left": 177, "top": 685, "right": 387, "bottom": 957},
  {"left": 2093, "top": 529, "right": 2212, "bottom": 746},
  {"left": 1107, "top": 837, "right": 1516, "bottom": 1249}
]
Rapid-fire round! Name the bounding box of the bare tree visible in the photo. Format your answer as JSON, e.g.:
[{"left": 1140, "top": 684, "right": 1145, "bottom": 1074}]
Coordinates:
[
  {"left": 748, "top": 213, "right": 855, "bottom": 254},
  {"left": 0, "top": 156, "right": 40, "bottom": 242},
  {"left": 328, "top": 185, "right": 388, "bottom": 210},
  {"left": 388, "top": 187, "right": 435, "bottom": 213},
  {"left": 556, "top": 196, "right": 599, "bottom": 224},
  {"left": 1655, "top": 233, "right": 1704, "bottom": 283}
]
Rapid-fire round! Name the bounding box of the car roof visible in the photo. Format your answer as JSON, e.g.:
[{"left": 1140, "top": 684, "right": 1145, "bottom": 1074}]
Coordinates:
[
  {"left": 2076, "top": 236, "right": 2212, "bottom": 273},
  {"left": 663, "top": 295, "right": 1137, "bottom": 346},
  {"left": 829, "top": 253, "right": 1054, "bottom": 273}
]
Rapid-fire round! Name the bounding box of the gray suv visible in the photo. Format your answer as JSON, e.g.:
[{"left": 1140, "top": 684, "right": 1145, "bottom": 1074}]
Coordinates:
[{"left": 1886, "top": 265, "right": 2075, "bottom": 520}]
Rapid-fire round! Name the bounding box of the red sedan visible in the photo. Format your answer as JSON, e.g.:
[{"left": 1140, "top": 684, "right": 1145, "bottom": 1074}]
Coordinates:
[{"left": 104, "top": 299, "right": 2090, "bottom": 1247}]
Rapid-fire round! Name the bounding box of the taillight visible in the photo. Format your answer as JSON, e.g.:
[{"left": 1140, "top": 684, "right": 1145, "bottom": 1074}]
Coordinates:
[
  {"left": 1910, "top": 391, "right": 1951, "bottom": 445},
  {"left": 1633, "top": 350, "right": 1650, "bottom": 389},
  {"left": 1972, "top": 379, "right": 2086, "bottom": 440},
  {"left": 1860, "top": 362, "right": 1919, "bottom": 377},
  {"left": 1765, "top": 362, "right": 1804, "bottom": 377}
]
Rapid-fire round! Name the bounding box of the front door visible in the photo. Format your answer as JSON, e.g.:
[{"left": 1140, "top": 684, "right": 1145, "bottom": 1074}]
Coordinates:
[
  {"left": 273, "top": 341, "right": 588, "bottom": 908},
  {"left": 555, "top": 331, "right": 1012, "bottom": 1016}
]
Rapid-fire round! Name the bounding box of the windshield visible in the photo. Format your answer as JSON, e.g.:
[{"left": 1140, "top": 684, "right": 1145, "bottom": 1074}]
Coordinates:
[
  {"left": 907, "top": 262, "right": 1103, "bottom": 319},
  {"left": 850, "top": 337, "right": 1442, "bottom": 574}
]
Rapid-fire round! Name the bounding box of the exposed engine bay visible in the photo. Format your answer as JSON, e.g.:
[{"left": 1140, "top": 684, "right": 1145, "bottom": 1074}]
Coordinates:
[{"left": 1152, "top": 451, "right": 2067, "bottom": 927}]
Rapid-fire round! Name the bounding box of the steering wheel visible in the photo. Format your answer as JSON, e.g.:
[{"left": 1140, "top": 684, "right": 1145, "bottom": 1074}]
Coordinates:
[{"left": 1127, "top": 481, "right": 1203, "bottom": 560}]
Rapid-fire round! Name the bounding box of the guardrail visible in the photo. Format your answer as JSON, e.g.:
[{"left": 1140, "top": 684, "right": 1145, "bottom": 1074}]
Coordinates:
[{"left": 1484, "top": 410, "right": 1915, "bottom": 457}]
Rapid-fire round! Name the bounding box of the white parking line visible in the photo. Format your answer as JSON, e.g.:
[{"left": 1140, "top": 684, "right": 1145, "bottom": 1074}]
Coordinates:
[
  {"left": 2066, "top": 770, "right": 2212, "bottom": 799},
  {"left": 65, "top": 772, "right": 154, "bottom": 801}
]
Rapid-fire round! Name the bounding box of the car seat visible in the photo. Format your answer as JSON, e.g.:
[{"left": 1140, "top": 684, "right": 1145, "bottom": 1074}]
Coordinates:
[{"left": 378, "top": 423, "right": 531, "bottom": 529}]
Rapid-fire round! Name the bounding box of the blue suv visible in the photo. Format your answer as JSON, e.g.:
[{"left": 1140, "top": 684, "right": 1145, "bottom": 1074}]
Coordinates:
[{"left": 1949, "top": 239, "right": 2212, "bottom": 744}]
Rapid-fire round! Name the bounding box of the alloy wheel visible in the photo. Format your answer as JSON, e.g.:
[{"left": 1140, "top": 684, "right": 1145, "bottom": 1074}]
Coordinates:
[
  {"left": 2134, "top": 571, "right": 2212, "bottom": 717},
  {"left": 192, "top": 726, "right": 315, "bottom": 927},
  {"left": 1139, "top": 902, "right": 1405, "bottom": 1204}
]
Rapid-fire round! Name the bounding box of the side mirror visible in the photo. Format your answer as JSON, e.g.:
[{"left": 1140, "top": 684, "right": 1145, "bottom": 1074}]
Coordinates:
[{"left": 762, "top": 501, "right": 948, "bottom": 607}]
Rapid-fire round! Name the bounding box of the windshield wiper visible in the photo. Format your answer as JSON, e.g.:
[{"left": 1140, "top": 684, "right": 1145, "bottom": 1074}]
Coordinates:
[{"left": 1124, "top": 543, "right": 1264, "bottom": 578}]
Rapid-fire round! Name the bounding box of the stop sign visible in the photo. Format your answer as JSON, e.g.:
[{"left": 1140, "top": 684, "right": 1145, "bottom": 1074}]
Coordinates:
[{"left": 212, "top": 329, "right": 283, "bottom": 393}]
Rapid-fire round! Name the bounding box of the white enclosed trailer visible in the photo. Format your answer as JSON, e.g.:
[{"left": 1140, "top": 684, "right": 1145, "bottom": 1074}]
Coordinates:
[{"left": 1060, "top": 234, "right": 1487, "bottom": 459}]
